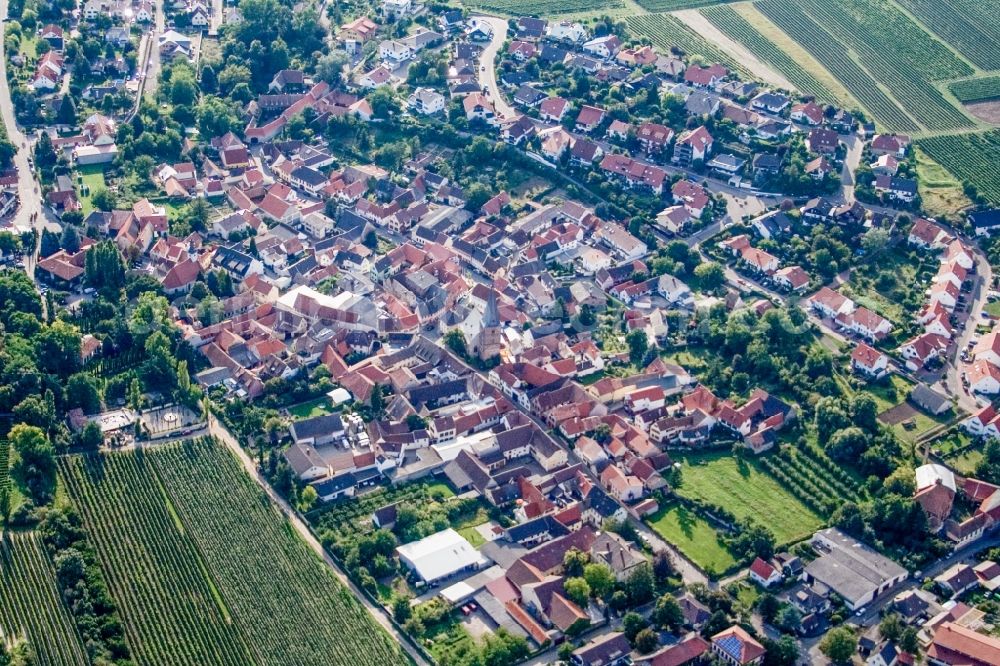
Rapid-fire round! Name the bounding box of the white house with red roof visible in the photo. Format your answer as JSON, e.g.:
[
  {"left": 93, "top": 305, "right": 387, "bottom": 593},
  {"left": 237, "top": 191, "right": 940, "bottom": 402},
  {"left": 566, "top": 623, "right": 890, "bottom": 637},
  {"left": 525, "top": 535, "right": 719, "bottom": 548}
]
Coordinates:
[
  {"left": 711, "top": 625, "right": 765, "bottom": 665},
  {"left": 790, "top": 101, "right": 823, "bottom": 125},
  {"left": 673, "top": 126, "right": 713, "bottom": 166},
  {"left": 637, "top": 122, "right": 674, "bottom": 155},
  {"left": 908, "top": 218, "right": 952, "bottom": 250},
  {"left": 749, "top": 557, "right": 782, "bottom": 588},
  {"left": 835, "top": 306, "right": 892, "bottom": 341},
  {"left": 871, "top": 133, "right": 910, "bottom": 158},
  {"left": 575, "top": 105, "right": 606, "bottom": 133},
  {"left": 807, "top": 286, "right": 855, "bottom": 319},
  {"left": 965, "top": 405, "right": 1000, "bottom": 439},
  {"left": 899, "top": 332, "right": 950, "bottom": 371},
  {"left": 973, "top": 331, "right": 1000, "bottom": 367},
  {"left": 967, "top": 360, "right": 1000, "bottom": 395},
  {"left": 684, "top": 63, "right": 727, "bottom": 88},
  {"left": 851, "top": 342, "right": 888, "bottom": 377},
  {"left": 625, "top": 386, "right": 666, "bottom": 414},
  {"left": 671, "top": 179, "right": 708, "bottom": 216},
  {"left": 773, "top": 265, "right": 809, "bottom": 292},
  {"left": 539, "top": 96, "right": 569, "bottom": 122}
]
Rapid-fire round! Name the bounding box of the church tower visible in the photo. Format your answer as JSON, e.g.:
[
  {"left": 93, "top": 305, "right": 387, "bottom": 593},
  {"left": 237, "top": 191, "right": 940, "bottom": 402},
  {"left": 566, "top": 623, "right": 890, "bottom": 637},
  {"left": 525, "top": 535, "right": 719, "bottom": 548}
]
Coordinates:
[{"left": 477, "top": 288, "right": 502, "bottom": 361}]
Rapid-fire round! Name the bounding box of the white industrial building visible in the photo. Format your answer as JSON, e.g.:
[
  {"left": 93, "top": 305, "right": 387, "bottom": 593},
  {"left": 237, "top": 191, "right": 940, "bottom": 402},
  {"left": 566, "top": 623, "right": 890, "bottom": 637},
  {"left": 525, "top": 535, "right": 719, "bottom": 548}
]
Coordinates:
[{"left": 396, "top": 528, "right": 490, "bottom": 586}]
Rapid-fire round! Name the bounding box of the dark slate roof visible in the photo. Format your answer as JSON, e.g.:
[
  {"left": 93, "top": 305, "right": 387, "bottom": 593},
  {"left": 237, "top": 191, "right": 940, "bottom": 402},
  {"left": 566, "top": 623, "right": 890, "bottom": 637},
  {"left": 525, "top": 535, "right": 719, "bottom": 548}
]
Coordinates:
[
  {"left": 310, "top": 472, "right": 356, "bottom": 496},
  {"left": 506, "top": 515, "right": 569, "bottom": 544},
  {"left": 289, "top": 413, "right": 345, "bottom": 442}
]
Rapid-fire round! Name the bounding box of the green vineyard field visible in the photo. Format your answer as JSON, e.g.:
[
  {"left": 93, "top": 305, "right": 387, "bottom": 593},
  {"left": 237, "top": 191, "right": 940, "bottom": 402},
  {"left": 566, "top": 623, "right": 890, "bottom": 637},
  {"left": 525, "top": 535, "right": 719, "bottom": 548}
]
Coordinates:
[
  {"left": 0, "top": 532, "right": 88, "bottom": 666},
  {"left": 632, "top": 0, "right": 735, "bottom": 12},
  {"left": 461, "top": 0, "right": 620, "bottom": 15},
  {"left": 59, "top": 439, "right": 404, "bottom": 666},
  {"left": 626, "top": 13, "right": 742, "bottom": 74},
  {"left": 917, "top": 131, "right": 1000, "bottom": 205},
  {"left": 700, "top": 4, "right": 834, "bottom": 101},
  {"left": 950, "top": 77, "right": 1000, "bottom": 104},
  {"left": 756, "top": 0, "right": 919, "bottom": 132},
  {"left": 788, "top": 0, "right": 973, "bottom": 131},
  {"left": 894, "top": 0, "right": 1000, "bottom": 70}
]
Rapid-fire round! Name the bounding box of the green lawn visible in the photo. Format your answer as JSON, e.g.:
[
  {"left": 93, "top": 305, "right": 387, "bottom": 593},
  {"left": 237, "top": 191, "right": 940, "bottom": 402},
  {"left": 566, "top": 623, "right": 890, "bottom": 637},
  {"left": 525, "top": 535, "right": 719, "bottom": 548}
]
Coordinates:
[
  {"left": 948, "top": 448, "right": 983, "bottom": 476},
  {"left": 646, "top": 503, "right": 738, "bottom": 575},
  {"left": 985, "top": 300, "right": 1000, "bottom": 318},
  {"left": 76, "top": 165, "right": 108, "bottom": 216},
  {"left": 287, "top": 397, "right": 333, "bottom": 419},
  {"left": 425, "top": 481, "right": 456, "bottom": 500},
  {"left": 673, "top": 451, "right": 825, "bottom": 546},
  {"left": 456, "top": 524, "right": 487, "bottom": 548},
  {"left": 867, "top": 374, "right": 915, "bottom": 414}
]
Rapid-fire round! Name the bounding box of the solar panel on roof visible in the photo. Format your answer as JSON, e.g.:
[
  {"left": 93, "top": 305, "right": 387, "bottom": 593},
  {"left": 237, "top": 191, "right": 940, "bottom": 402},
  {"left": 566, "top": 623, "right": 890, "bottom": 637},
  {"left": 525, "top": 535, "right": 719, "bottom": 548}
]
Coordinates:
[{"left": 717, "top": 635, "right": 743, "bottom": 661}]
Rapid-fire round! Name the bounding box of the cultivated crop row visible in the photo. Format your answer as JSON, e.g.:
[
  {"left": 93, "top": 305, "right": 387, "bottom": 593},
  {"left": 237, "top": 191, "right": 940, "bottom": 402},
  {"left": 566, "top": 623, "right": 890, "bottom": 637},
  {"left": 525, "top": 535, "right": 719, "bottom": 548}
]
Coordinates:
[
  {"left": 790, "top": 0, "right": 974, "bottom": 131},
  {"left": 699, "top": 5, "right": 834, "bottom": 102},
  {"left": 627, "top": 14, "right": 742, "bottom": 75},
  {"left": 151, "top": 438, "right": 405, "bottom": 666},
  {"left": 917, "top": 131, "right": 1000, "bottom": 205},
  {"left": 944, "top": 0, "right": 1000, "bottom": 51},
  {"left": 464, "top": 0, "right": 619, "bottom": 15},
  {"left": 894, "top": 0, "right": 1000, "bottom": 70},
  {"left": 756, "top": 1, "right": 919, "bottom": 133},
  {"left": 633, "top": 0, "right": 735, "bottom": 12},
  {"left": 949, "top": 76, "right": 1000, "bottom": 104},
  {"left": 0, "top": 532, "right": 88, "bottom": 666},
  {"left": 59, "top": 453, "right": 255, "bottom": 666}
]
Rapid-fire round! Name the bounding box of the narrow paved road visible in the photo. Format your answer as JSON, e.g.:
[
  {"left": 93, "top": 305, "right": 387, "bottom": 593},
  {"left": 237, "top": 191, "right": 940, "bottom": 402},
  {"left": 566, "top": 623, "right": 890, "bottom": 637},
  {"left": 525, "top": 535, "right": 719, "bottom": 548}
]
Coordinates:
[
  {"left": 0, "top": 0, "right": 60, "bottom": 263},
  {"left": 207, "top": 414, "right": 430, "bottom": 666},
  {"left": 473, "top": 16, "right": 513, "bottom": 120},
  {"left": 939, "top": 241, "right": 993, "bottom": 414}
]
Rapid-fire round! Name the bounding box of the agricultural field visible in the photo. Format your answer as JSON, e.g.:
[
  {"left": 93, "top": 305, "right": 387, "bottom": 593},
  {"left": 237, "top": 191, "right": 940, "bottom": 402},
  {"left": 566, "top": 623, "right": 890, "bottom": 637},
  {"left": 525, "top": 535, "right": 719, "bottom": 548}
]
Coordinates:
[
  {"left": 461, "top": 0, "right": 621, "bottom": 16},
  {"left": 779, "top": 0, "right": 975, "bottom": 131},
  {"left": 755, "top": 1, "right": 919, "bottom": 133},
  {"left": 893, "top": 0, "right": 1000, "bottom": 71},
  {"left": 645, "top": 503, "right": 737, "bottom": 574},
  {"left": 59, "top": 438, "right": 405, "bottom": 666},
  {"left": 759, "top": 443, "right": 861, "bottom": 518},
  {"left": 699, "top": 4, "right": 834, "bottom": 101},
  {"left": 917, "top": 130, "right": 1000, "bottom": 205},
  {"left": 632, "top": 0, "right": 734, "bottom": 12},
  {"left": 671, "top": 450, "right": 825, "bottom": 545},
  {"left": 0, "top": 532, "right": 88, "bottom": 666},
  {"left": 60, "top": 450, "right": 257, "bottom": 666},
  {"left": 626, "top": 13, "right": 741, "bottom": 74},
  {"left": 950, "top": 76, "right": 1000, "bottom": 104}
]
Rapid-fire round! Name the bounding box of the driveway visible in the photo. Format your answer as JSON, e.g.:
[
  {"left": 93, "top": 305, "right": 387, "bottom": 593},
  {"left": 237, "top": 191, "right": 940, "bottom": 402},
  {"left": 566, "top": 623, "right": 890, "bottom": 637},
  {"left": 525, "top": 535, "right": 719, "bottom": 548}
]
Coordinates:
[{"left": 473, "top": 16, "right": 514, "bottom": 120}]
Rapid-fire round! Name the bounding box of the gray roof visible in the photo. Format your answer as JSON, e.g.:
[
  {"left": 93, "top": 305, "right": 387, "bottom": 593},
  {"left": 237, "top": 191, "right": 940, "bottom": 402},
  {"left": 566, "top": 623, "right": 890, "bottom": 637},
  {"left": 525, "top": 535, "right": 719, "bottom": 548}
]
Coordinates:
[
  {"left": 289, "top": 413, "right": 345, "bottom": 443},
  {"left": 283, "top": 443, "right": 327, "bottom": 477},
  {"left": 806, "top": 528, "right": 907, "bottom": 606}
]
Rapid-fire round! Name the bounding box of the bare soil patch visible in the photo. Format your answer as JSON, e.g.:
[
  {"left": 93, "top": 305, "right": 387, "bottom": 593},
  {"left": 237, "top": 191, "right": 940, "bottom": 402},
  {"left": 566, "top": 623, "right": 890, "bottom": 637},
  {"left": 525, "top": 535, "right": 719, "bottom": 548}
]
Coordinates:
[
  {"left": 965, "top": 100, "right": 1000, "bottom": 125},
  {"left": 878, "top": 402, "right": 919, "bottom": 425}
]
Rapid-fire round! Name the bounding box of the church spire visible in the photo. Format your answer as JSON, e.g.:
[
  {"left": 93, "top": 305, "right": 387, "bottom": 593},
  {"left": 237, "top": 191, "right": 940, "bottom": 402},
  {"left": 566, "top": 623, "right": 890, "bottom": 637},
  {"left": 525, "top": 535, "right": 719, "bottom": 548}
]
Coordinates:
[{"left": 483, "top": 288, "right": 500, "bottom": 328}]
